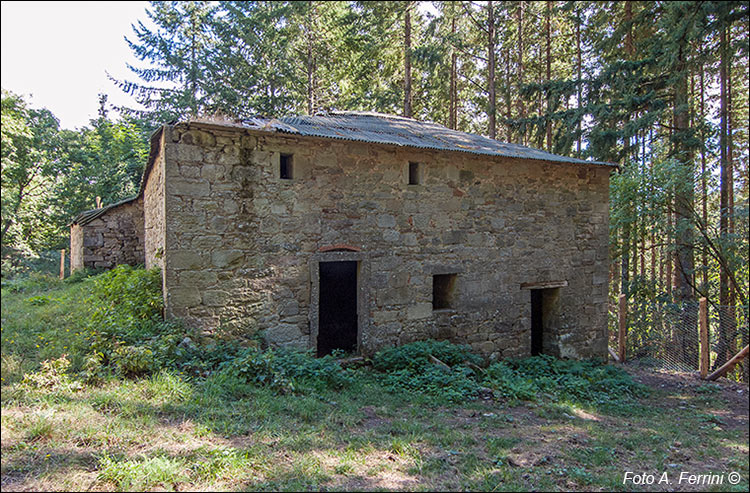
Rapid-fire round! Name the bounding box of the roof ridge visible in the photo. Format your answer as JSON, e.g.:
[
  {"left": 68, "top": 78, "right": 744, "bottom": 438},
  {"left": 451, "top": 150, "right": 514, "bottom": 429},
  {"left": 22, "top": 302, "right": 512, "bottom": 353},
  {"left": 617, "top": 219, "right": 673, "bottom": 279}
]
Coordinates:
[
  {"left": 324, "top": 110, "right": 419, "bottom": 122},
  {"left": 187, "top": 115, "right": 616, "bottom": 167}
]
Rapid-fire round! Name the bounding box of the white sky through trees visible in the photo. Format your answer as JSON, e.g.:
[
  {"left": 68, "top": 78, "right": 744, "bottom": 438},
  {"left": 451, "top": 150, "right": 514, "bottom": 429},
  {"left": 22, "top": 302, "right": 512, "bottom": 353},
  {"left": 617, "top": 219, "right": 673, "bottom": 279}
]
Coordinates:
[{"left": 1, "top": 1, "right": 152, "bottom": 129}]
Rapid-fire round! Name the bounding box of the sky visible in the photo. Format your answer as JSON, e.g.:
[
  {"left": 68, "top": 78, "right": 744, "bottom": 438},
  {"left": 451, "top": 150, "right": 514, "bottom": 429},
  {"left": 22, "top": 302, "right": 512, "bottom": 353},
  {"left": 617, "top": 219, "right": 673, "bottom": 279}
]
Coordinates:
[{"left": 1, "top": 1, "right": 153, "bottom": 130}]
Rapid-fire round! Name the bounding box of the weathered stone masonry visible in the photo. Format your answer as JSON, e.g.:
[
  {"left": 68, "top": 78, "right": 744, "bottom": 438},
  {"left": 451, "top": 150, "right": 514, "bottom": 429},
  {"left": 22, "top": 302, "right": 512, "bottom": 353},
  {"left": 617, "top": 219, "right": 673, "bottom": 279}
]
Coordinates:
[
  {"left": 69, "top": 197, "right": 144, "bottom": 271},
  {"left": 138, "top": 121, "right": 611, "bottom": 361}
]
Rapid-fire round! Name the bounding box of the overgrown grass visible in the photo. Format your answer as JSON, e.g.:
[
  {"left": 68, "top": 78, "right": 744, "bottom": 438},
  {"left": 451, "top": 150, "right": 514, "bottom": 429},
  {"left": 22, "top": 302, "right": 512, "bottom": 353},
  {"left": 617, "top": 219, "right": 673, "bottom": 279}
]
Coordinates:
[{"left": 2, "top": 267, "right": 748, "bottom": 491}]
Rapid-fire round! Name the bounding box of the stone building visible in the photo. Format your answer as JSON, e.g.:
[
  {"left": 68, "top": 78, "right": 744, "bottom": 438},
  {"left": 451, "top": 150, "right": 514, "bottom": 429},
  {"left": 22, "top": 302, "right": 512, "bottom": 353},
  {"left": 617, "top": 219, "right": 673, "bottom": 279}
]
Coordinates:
[
  {"left": 70, "top": 112, "right": 615, "bottom": 361},
  {"left": 69, "top": 196, "right": 144, "bottom": 271}
]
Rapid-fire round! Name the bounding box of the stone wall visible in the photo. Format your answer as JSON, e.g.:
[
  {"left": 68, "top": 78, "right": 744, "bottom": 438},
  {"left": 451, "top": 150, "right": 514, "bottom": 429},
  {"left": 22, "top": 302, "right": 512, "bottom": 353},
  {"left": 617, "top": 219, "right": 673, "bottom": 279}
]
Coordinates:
[
  {"left": 154, "top": 122, "right": 611, "bottom": 361},
  {"left": 70, "top": 224, "right": 84, "bottom": 271},
  {"left": 71, "top": 198, "right": 145, "bottom": 270},
  {"left": 144, "top": 132, "right": 166, "bottom": 272}
]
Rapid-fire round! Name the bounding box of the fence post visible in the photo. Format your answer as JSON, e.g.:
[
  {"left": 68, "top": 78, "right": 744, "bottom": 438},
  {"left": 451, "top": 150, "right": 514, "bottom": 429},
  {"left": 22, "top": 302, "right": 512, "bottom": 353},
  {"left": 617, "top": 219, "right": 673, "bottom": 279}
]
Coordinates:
[
  {"left": 59, "top": 249, "right": 65, "bottom": 279},
  {"left": 618, "top": 294, "right": 627, "bottom": 363},
  {"left": 700, "top": 297, "right": 709, "bottom": 379}
]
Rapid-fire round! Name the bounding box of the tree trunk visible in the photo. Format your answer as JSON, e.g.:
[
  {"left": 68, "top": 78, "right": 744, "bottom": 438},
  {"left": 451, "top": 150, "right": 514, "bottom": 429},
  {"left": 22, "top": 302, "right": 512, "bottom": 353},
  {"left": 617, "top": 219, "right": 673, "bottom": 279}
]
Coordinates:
[
  {"left": 505, "top": 48, "right": 512, "bottom": 141},
  {"left": 620, "top": 1, "right": 634, "bottom": 299},
  {"left": 488, "top": 0, "right": 496, "bottom": 139},
  {"left": 537, "top": 42, "right": 544, "bottom": 149},
  {"left": 449, "top": 12, "right": 457, "bottom": 130},
  {"left": 666, "top": 194, "right": 672, "bottom": 299},
  {"left": 516, "top": 1, "right": 525, "bottom": 145},
  {"left": 621, "top": 224, "right": 630, "bottom": 296},
  {"left": 717, "top": 25, "right": 730, "bottom": 368},
  {"left": 673, "top": 37, "right": 698, "bottom": 368},
  {"left": 700, "top": 60, "right": 708, "bottom": 292},
  {"left": 306, "top": 1, "right": 315, "bottom": 115},
  {"left": 727, "top": 24, "right": 737, "bottom": 363},
  {"left": 576, "top": 6, "right": 582, "bottom": 157},
  {"left": 545, "top": 0, "right": 552, "bottom": 151},
  {"left": 404, "top": 5, "right": 413, "bottom": 118}
]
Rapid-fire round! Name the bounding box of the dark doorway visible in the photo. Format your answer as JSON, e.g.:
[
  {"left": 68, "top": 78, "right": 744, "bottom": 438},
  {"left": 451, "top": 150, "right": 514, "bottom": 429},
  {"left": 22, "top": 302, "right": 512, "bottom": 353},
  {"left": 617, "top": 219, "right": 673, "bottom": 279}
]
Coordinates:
[
  {"left": 529, "top": 287, "right": 561, "bottom": 356},
  {"left": 318, "top": 261, "right": 358, "bottom": 356},
  {"left": 530, "top": 289, "right": 544, "bottom": 356}
]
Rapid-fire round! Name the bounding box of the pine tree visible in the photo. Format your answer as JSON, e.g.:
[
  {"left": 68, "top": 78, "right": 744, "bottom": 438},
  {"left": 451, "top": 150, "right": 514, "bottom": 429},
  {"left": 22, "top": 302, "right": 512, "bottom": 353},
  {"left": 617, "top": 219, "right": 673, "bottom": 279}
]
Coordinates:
[{"left": 114, "top": 1, "right": 217, "bottom": 126}]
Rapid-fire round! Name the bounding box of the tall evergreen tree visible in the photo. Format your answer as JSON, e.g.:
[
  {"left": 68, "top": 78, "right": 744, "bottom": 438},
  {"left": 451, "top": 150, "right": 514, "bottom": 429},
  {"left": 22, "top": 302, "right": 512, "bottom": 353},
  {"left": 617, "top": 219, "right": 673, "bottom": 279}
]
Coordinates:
[{"left": 114, "top": 1, "right": 217, "bottom": 126}]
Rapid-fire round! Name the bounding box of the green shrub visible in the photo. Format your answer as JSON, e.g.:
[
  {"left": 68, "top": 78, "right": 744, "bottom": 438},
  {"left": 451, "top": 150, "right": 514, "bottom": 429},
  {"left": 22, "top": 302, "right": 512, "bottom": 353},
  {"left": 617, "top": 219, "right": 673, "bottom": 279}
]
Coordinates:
[
  {"left": 83, "top": 351, "right": 107, "bottom": 384},
  {"left": 1, "top": 271, "right": 61, "bottom": 294},
  {"left": 381, "top": 364, "right": 482, "bottom": 403},
  {"left": 63, "top": 267, "right": 103, "bottom": 284},
  {"left": 220, "top": 348, "right": 295, "bottom": 394},
  {"left": 483, "top": 363, "right": 538, "bottom": 401},
  {"left": 372, "top": 339, "right": 481, "bottom": 372},
  {"left": 112, "top": 345, "right": 155, "bottom": 377},
  {"left": 483, "top": 355, "right": 649, "bottom": 406},
  {"left": 167, "top": 338, "right": 245, "bottom": 378},
  {"left": 87, "top": 265, "right": 163, "bottom": 350},
  {"left": 274, "top": 349, "right": 354, "bottom": 390},
  {"left": 220, "top": 347, "right": 352, "bottom": 395},
  {"left": 20, "top": 355, "right": 81, "bottom": 392},
  {"left": 371, "top": 340, "right": 484, "bottom": 403}
]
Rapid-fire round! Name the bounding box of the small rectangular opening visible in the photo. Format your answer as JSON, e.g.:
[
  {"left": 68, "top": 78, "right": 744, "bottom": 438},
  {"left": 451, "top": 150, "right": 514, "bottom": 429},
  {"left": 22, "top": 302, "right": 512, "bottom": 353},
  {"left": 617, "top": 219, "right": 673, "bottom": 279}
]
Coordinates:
[
  {"left": 408, "top": 161, "right": 420, "bottom": 185},
  {"left": 432, "top": 274, "right": 456, "bottom": 310},
  {"left": 280, "top": 153, "right": 293, "bottom": 180}
]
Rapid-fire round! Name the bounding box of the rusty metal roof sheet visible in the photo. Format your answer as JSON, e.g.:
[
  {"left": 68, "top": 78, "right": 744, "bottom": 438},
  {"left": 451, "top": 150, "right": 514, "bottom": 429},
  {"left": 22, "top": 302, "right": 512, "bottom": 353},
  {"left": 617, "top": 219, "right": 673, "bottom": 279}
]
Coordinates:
[{"left": 241, "top": 111, "right": 614, "bottom": 167}]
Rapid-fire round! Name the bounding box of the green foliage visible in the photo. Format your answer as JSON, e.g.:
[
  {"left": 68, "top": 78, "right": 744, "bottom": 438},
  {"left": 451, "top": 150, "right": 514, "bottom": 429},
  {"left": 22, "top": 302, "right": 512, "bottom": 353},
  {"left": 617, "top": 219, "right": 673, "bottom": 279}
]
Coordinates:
[
  {"left": 98, "top": 454, "right": 189, "bottom": 491},
  {"left": 1, "top": 90, "right": 148, "bottom": 275},
  {"left": 111, "top": 345, "right": 155, "bottom": 377},
  {"left": 87, "top": 265, "right": 164, "bottom": 351},
  {"left": 64, "top": 267, "right": 103, "bottom": 284},
  {"left": 221, "top": 348, "right": 353, "bottom": 395},
  {"left": 1, "top": 271, "right": 61, "bottom": 293},
  {"left": 1, "top": 89, "right": 64, "bottom": 255},
  {"left": 483, "top": 355, "right": 649, "bottom": 408},
  {"left": 372, "top": 340, "right": 483, "bottom": 404},
  {"left": 114, "top": 0, "right": 218, "bottom": 124},
  {"left": 82, "top": 351, "right": 107, "bottom": 384},
  {"left": 382, "top": 364, "right": 482, "bottom": 404},
  {"left": 482, "top": 363, "right": 538, "bottom": 401},
  {"left": 50, "top": 114, "right": 149, "bottom": 228},
  {"left": 372, "top": 339, "right": 481, "bottom": 372},
  {"left": 20, "top": 355, "right": 81, "bottom": 392}
]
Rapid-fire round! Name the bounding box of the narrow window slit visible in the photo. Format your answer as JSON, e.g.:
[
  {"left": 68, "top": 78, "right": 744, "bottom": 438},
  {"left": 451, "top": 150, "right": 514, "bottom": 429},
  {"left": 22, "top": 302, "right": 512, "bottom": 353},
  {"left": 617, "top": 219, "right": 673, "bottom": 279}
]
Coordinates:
[
  {"left": 408, "top": 161, "right": 421, "bottom": 185},
  {"left": 280, "top": 154, "right": 293, "bottom": 180},
  {"left": 433, "top": 274, "right": 457, "bottom": 310}
]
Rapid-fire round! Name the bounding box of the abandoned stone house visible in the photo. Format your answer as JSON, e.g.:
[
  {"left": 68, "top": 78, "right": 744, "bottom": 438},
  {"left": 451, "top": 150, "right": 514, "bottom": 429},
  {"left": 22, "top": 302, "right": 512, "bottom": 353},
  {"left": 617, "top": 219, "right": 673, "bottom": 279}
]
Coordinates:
[{"left": 69, "top": 111, "right": 615, "bottom": 361}]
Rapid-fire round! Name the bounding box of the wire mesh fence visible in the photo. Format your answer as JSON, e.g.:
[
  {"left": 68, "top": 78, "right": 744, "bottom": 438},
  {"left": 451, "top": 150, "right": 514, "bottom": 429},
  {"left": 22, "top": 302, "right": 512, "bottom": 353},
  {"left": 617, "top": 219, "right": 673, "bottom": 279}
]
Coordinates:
[{"left": 609, "top": 299, "right": 749, "bottom": 382}]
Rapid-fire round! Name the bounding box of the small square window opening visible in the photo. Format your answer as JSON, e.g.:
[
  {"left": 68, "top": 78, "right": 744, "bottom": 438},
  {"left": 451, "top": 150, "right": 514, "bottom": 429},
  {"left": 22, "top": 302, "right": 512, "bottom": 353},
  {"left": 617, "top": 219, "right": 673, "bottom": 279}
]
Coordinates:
[
  {"left": 433, "top": 274, "right": 457, "bottom": 310},
  {"left": 408, "top": 161, "right": 421, "bottom": 185},
  {"left": 280, "top": 154, "right": 293, "bottom": 180}
]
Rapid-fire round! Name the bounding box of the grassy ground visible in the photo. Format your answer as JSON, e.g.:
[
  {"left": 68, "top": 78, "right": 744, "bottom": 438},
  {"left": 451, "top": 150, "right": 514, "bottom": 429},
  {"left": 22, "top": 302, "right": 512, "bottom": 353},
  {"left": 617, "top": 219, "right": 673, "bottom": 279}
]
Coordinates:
[{"left": 2, "top": 275, "right": 748, "bottom": 492}]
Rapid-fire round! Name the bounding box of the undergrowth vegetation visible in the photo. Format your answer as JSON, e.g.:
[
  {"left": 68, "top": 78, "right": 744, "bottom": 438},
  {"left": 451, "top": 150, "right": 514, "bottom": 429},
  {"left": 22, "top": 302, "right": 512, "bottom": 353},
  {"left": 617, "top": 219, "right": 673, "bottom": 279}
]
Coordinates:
[
  {"left": 2, "top": 266, "right": 647, "bottom": 410},
  {"left": 2, "top": 267, "right": 747, "bottom": 492}
]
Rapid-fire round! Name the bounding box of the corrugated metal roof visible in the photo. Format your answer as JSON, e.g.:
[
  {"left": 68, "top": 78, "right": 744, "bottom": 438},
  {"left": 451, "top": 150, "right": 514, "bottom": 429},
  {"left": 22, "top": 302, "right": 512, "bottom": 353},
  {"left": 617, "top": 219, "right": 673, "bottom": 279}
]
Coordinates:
[
  {"left": 241, "top": 111, "right": 614, "bottom": 167},
  {"left": 69, "top": 196, "right": 139, "bottom": 226}
]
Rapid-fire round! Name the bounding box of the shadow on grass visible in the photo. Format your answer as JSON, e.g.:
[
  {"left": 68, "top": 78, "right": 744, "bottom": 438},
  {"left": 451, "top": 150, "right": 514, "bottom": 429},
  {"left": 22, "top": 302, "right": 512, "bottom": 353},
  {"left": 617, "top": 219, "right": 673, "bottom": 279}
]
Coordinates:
[{"left": 1, "top": 447, "right": 99, "bottom": 490}]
